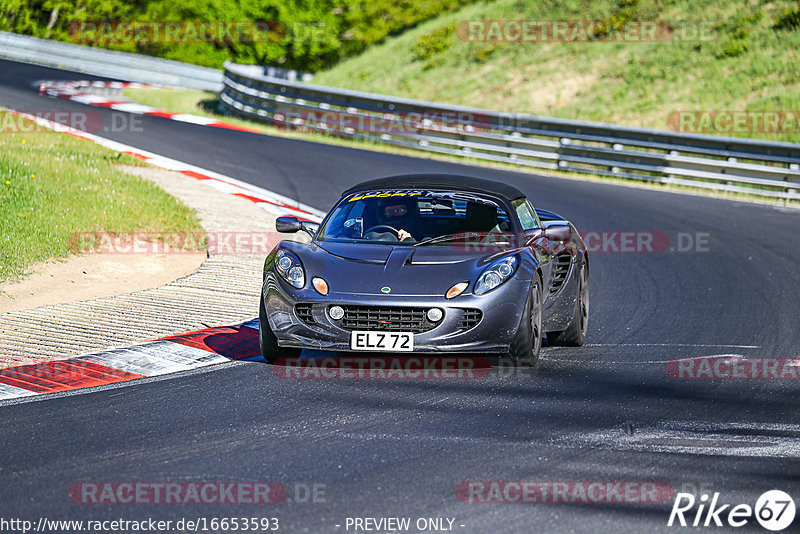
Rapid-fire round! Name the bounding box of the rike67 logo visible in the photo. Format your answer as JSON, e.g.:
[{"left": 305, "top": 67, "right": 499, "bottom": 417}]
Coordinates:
[{"left": 668, "top": 490, "right": 795, "bottom": 531}]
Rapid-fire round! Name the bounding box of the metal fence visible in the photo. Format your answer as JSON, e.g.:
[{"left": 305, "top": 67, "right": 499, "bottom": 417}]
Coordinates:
[
  {"left": 0, "top": 31, "right": 223, "bottom": 91},
  {"left": 220, "top": 62, "right": 800, "bottom": 201}
]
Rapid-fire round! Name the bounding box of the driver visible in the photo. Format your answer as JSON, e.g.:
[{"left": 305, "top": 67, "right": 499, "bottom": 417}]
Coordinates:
[{"left": 365, "top": 198, "right": 418, "bottom": 242}]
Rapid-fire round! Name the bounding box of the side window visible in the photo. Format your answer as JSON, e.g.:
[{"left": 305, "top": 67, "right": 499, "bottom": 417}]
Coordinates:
[{"left": 514, "top": 199, "right": 540, "bottom": 230}]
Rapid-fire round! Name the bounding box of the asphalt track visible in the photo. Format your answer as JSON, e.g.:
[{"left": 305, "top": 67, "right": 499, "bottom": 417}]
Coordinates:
[{"left": 1, "top": 59, "right": 800, "bottom": 533}]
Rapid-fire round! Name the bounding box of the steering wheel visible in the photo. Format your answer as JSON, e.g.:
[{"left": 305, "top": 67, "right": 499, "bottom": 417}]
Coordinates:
[{"left": 364, "top": 225, "right": 401, "bottom": 238}]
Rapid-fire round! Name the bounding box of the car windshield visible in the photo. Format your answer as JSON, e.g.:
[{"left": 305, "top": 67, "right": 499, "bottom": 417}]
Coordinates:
[{"left": 318, "top": 190, "right": 515, "bottom": 246}]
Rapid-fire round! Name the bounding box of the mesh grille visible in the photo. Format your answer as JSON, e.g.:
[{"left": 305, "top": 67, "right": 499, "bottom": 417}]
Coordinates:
[
  {"left": 334, "top": 305, "right": 435, "bottom": 333},
  {"left": 295, "top": 303, "right": 315, "bottom": 325},
  {"left": 458, "top": 309, "right": 483, "bottom": 331}
]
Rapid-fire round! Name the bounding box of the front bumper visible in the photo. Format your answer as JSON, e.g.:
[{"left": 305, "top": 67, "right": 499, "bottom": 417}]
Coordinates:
[{"left": 263, "top": 275, "right": 530, "bottom": 353}]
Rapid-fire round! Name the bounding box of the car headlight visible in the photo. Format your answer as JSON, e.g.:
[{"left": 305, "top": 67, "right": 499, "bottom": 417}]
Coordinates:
[
  {"left": 474, "top": 255, "right": 518, "bottom": 295},
  {"left": 275, "top": 249, "right": 305, "bottom": 289}
]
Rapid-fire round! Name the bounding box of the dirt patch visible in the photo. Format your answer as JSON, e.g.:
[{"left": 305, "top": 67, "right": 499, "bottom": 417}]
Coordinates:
[
  {"left": 0, "top": 250, "right": 206, "bottom": 313},
  {"left": 0, "top": 163, "right": 310, "bottom": 367},
  {"left": 0, "top": 162, "right": 297, "bottom": 314}
]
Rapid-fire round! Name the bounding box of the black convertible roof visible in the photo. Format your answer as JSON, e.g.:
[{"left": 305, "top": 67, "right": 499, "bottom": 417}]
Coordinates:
[{"left": 343, "top": 174, "right": 526, "bottom": 202}]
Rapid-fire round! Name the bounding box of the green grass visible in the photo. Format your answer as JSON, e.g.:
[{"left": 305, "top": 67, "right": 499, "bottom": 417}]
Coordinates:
[
  {"left": 0, "top": 112, "right": 203, "bottom": 282},
  {"left": 312, "top": 0, "right": 800, "bottom": 143}
]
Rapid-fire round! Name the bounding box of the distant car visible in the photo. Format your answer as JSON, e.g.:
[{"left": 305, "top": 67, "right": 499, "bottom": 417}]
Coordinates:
[{"left": 259, "top": 174, "right": 588, "bottom": 366}]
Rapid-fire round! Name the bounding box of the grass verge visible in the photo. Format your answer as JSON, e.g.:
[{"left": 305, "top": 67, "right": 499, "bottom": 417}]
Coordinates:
[
  {"left": 0, "top": 111, "right": 204, "bottom": 283},
  {"left": 313, "top": 0, "right": 800, "bottom": 144}
]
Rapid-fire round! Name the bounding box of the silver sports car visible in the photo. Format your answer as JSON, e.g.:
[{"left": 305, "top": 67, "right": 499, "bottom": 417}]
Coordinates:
[{"left": 260, "top": 174, "right": 588, "bottom": 366}]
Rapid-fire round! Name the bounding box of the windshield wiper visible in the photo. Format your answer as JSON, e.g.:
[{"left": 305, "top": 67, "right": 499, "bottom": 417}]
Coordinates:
[
  {"left": 412, "top": 233, "right": 466, "bottom": 247},
  {"left": 413, "top": 232, "right": 518, "bottom": 248}
]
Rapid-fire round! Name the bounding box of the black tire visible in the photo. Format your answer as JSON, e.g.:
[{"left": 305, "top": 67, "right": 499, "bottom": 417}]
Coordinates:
[
  {"left": 259, "top": 297, "right": 301, "bottom": 363},
  {"left": 548, "top": 259, "right": 588, "bottom": 347},
  {"left": 507, "top": 275, "right": 543, "bottom": 366}
]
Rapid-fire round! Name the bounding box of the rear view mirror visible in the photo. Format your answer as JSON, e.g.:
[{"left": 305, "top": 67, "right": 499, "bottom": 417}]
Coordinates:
[
  {"left": 300, "top": 221, "right": 320, "bottom": 238},
  {"left": 343, "top": 217, "right": 364, "bottom": 238},
  {"left": 544, "top": 223, "right": 571, "bottom": 242},
  {"left": 276, "top": 216, "right": 302, "bottom": 233},
  {"left": 523, "top": 228, "right": 544, "bottom": 246}
]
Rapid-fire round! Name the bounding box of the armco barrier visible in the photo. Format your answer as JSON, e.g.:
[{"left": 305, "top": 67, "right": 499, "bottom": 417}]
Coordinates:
[
  {"left": 220, "top": 62, "right": 800, "bottom": 201},
  {"left": 2, "top": 30, "right": 797, "bottom": 200},
  {"left": 0, "top": 32, "right": 310, "bottom": 91},
  {"left": 0, "top": 30, "right": 222, "bottom": 91}
]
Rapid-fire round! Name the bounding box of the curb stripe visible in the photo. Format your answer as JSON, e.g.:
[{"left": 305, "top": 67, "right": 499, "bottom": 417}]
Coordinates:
[
  {"left": 81, "top": 342, "right": 229, "bottom": 376},
  {"left": 163, "top": 324, "right": 262, "bottom": 361},
  {"left": 39, "top": 80, "right": 262, "bottom": 134},
  {"left": 0, "top": 323, "right": 264, "bottom": 401},
  {"left": 91, "top": 101, "right": 128, "bottom": 108},
  {"left": 0, "top": 361, "right": 146, "bottom": 393},
  {"left": 0, "top": 383, "right": 38, "bottom": 399},
  {"left": 145, "top": 110, "right": 177, "bottom": 118},
  {"left": 39, "top": 81, "right": 160, "bottom": 92},
  {"left": 209, "top": 122, "right": 261, "bottom": 133}
]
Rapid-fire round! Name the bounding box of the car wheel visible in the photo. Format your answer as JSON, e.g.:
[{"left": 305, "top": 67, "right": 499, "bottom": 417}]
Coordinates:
[
  {"left": 548, "top": 259, "right": 588, "bottom": 347},
  {"left": 259, "top": 297, "right": 301, "bottom": 363},
  {"left": 507, "top": 275, "right": 543, "bottom": 366}
]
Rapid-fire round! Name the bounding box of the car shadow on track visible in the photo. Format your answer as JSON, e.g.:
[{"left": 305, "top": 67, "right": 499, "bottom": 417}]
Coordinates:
[{"left": 190, "top": 319, "right": 546, "bottom": 374}]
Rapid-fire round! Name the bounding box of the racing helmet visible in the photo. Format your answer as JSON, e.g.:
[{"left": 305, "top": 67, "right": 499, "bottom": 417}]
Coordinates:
[{"left": 374, "top": 196, "right": 419, "bottom": 228}]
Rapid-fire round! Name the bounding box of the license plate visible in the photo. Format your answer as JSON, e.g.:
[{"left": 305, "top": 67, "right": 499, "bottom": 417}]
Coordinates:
[{"left": 350, "top": 331, "right": 414, "bottom": 352}]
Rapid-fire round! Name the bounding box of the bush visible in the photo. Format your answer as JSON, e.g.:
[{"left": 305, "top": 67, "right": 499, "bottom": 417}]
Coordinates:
[
  {"left": 715, "top": 37, "right": 748, "bottom": 58},
  {"left": 0, "top": 0, "right": 476, "bottom": 72},
  {"left": 470, "top": 43, "right": 499, "bottom": 64},
  {"left": 711, "top": 8, "right": 761, "bottom": 59},
  {"left": 774, "top": 7, "right": 800, "bottom": 30},
  {"left": 413, "top": 23, "right": 455, "bottom": 61}
]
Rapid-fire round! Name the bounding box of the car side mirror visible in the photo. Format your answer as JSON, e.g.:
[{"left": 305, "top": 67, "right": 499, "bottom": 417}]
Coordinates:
[
  {"left": 276, "top": 216, "right": 302, "bottom": 233},
  {"left": 276, "top": 216, "right": 320, "bottom": 238},
  {"left": 544, "top": 223, "right": 571, "bottom": 242},
  {"left": 300, "top": 221, "right": 320, "bottom": 238},
  {"left": 523, "top": 228, "right": 544, "bottom": 246}
]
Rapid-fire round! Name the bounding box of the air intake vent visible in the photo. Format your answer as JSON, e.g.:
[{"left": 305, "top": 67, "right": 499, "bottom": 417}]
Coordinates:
[
  {"left": 295, "top": 303, "right": 315, "bottom": 325},
  {"left": 550, "top": 254, "right": 572, "bottom": 295},
  {"left": 334, "top": 305, "right": 436, "bottom": 333},
  {"left": 458, "top": 309, "right": 483, "bottom": 331}
]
